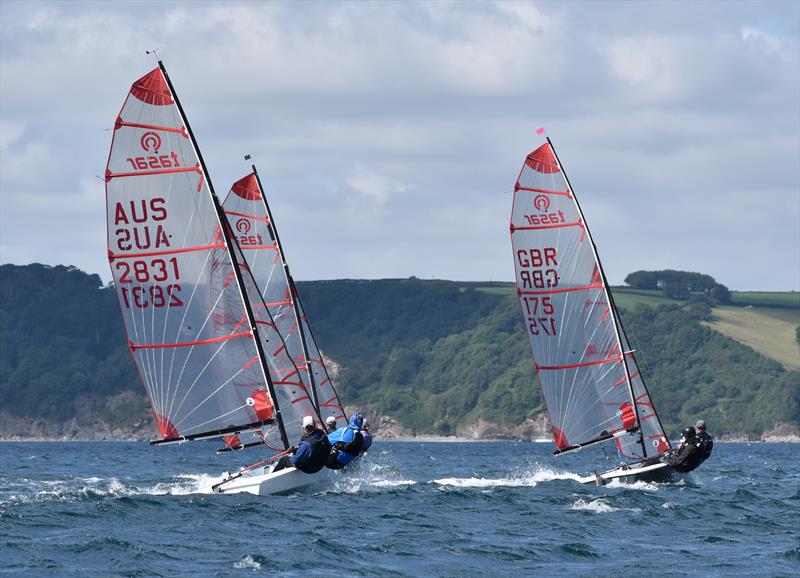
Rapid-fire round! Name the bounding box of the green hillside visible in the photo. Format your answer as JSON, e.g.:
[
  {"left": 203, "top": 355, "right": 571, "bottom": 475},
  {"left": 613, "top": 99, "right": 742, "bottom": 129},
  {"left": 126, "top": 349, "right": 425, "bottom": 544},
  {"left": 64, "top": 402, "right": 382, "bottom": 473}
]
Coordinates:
[{"left": 0, "top": 264, "right": 798, "bottom": 438}]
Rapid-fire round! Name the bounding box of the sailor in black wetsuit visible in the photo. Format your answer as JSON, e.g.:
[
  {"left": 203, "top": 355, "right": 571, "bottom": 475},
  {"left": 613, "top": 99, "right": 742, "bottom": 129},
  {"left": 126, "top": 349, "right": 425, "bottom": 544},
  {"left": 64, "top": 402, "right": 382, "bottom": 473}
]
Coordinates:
[
  {"left": 663, "top": 427, "right": 705, "bottom": 473},
  {"left": 273, "top": 416, "right": 332, "bottom": 474},
  {"left": 695, "top": 420, "right": 713, "bottom": 460}
]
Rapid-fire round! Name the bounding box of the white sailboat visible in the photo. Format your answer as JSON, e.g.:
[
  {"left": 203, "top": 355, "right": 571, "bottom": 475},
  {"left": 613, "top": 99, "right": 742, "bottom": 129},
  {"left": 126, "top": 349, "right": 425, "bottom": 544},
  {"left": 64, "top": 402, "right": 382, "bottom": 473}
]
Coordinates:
[
  {"left": 105, "top": 63, "right": 342, "bottom": 495},
  {"left": 509, "top": 133, "right": 677, "bottom": 484}
]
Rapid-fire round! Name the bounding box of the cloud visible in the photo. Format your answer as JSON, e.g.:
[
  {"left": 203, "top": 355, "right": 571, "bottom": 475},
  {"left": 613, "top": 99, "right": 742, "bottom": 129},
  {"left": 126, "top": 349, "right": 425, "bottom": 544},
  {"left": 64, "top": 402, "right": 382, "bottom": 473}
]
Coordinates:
[
  {"left": 345, "top": 165, "right": 413, "bottom": 205},
  {"left": 0, "top": 1, "right": 798, "bottom": 290}
]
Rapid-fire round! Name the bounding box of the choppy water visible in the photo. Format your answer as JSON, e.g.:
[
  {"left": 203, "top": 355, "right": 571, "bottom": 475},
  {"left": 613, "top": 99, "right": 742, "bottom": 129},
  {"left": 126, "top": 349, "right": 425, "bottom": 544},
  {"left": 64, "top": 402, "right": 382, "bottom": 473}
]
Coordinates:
[{"left": 1, "top": 441, "right": 798, "bottom": 576}]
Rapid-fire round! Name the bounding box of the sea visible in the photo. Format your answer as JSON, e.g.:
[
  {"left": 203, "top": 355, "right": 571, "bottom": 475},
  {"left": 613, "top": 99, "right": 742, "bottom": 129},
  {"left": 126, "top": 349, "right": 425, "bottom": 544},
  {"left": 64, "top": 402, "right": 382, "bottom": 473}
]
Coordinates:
[{"left": 1, "top": 441, "right": 798, "bottom": 577}]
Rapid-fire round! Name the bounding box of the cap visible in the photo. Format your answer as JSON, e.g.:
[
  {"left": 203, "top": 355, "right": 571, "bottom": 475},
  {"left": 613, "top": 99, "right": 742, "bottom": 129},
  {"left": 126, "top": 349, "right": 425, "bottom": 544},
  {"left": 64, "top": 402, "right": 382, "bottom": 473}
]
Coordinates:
[
  {"left": 695, "top": 420, "right": 706, "bottom": 430},
  {"left": 302, "top": 416, "right": 314, "bottom": 429},
  {"left": 325, "top": 416, "right": 336, "bottom": 424}
]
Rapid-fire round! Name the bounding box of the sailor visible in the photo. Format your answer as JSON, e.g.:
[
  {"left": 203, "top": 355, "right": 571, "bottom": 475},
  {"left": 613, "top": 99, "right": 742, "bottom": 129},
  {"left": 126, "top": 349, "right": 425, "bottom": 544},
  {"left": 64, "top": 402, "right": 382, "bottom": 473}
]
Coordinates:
[
  {"left": 273, "top": 415, "right": 331, "bottom": 474},
  {"left": 325, "top": 416, "right": 337, "bottom": 434},
  {"left": 361, "top": 419, "right": 373, "bottom": 452},
  {"left": 662, "top": 427, "right": 704, "bottom": 473},
  {"left": 695, "top": 420, "right": 714, "bottom": 460},
  {"left": 326, "top": 412, "right": 365, "bottom": 470}
]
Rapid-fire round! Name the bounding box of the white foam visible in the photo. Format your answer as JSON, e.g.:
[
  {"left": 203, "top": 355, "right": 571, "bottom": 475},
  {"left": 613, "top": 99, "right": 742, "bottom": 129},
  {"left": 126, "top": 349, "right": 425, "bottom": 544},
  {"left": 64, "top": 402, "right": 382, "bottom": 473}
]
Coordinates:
[
  {"left": 569, "top": 498, "right": 620, "bottom": 513},
  {"left": 605, "top": 479, "right": 659, "bottom": 492},
  {"left": 234, "top": 555, "right": 261, "bottom": 570},
  {"left": 433, "top": 465, "right": 583, "bottom": 488},
  {"left": 661, "top": 501, "right": 675, "bottom": 509},
  {"left": 0, "top": 473, "right": 221, "bottom": 505}
]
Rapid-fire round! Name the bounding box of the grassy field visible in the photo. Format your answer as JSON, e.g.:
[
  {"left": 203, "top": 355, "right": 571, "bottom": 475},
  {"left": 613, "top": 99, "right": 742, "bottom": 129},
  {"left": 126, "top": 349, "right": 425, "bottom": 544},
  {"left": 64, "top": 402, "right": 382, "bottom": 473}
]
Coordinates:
[
  {"left": 703, "top": 306, "right": 800, "bottom": 371},
  {"left": 731, "top": 291, "right": 800, "bottom": 308},
  {"left": 609, "top": 287, "right": 677, "bottom": 309}
]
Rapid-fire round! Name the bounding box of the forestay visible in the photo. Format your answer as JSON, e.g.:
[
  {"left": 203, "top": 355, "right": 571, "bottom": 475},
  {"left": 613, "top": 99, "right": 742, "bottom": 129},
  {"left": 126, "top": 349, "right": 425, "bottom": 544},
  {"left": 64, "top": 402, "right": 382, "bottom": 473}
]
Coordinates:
[
  {"left": 221, "top": 172, "right": 346, "bottom": 434},
  {"left": 509, "top": 136, "right": 669, "bottom": 461},
  {"left": 105, "top": 65, "right": 288, "bottom": 449}
]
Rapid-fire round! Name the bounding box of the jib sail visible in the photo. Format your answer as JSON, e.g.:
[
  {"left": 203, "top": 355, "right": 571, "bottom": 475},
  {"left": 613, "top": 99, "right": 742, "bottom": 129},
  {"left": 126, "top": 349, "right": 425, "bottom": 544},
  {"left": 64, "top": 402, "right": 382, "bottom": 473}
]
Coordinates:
[
  {"left": 221, "top": 169, "right": 347, "bottom": 431},
  {"left": 105, "top": 64, "right": 295, "bottom": 449},
  {"left": 509, "top": 136, "right": 669, "bottom": 461}
]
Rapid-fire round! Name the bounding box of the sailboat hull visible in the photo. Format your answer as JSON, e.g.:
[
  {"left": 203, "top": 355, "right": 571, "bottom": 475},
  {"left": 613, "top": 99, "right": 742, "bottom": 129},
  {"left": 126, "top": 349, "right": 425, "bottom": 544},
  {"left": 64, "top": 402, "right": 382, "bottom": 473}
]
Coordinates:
[
  {"left": 577, "top": 460, "right": 677, "bottom": 485},
  {"left": 206, "top": 465, "right": 329, "bottom": 496}
]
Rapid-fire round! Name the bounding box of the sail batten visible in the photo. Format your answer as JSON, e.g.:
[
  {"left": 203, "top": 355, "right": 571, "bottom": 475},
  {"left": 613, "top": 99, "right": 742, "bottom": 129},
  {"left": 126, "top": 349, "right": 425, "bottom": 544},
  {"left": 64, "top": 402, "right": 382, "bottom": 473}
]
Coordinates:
[{"left": 510, "top": 135, "right": 669, "bottom": 462}]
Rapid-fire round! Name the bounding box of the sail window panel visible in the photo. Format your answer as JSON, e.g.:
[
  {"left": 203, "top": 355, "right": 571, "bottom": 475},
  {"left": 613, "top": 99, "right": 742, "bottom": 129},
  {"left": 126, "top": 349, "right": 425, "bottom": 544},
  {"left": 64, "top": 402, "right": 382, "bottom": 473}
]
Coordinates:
[{"left": 539, "top": 361, "right": 634, "bottom": 449}]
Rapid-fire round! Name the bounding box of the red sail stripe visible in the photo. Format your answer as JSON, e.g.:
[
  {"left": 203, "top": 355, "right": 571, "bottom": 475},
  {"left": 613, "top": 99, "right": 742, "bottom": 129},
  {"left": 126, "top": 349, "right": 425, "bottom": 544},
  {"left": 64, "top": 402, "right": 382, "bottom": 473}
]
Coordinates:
[
  {"left": 129, "top": 330, "right": 251, "bottom": 351},
  {"left": 272, "top": 343, "right": 287, "bottom": 357},
  {"left": 240, "top": 244, "right": 278, "bottom": 251},
  {"left": 321, "top": 402, "right": 342, "bottom": 408},
  {"left": 115, "top": 118, "right": 188, "bottom": 137},
  {"left": 291, "top": 396, "right": 310, "bottom": 404},
  {"left": 518, "top": 283, "right": 603, "bottom": 296},
  {"left": 223, "top": 210, "right": 270, "bottom": 224},
  {"left": 241, "top": 355, "right": 259, "bottom": 372},
  {"left": 599, "top": 306, "right": 611, "bottom": 321},
  {"left": 511, "top": 220, "right": 583, "bottom": 232},
  {"left": 536, "top": 354, "right": 622, "bottom": 371},
  {"left": 322, "top": 396, "right": 338, "bottom": 405},
  {"left": 232, "top": 314, "right": 248, "bottom": 332},
  {"left": 514, "top": 184, "right": 571, "bottom": 197},
  {"left": 222, "top": 271, "right": 235, "bottom": 289},
  {"left": 274, "top": 380, "right": 303, "bottom": 386},
  {"left": 196, "top": 171, "right": 205, "bottom": 193},
  {"left": 255, "top": 320, "right": 276, "bottom": 329},
  {"left": 612, "top": 370, "right": 640, "bottom": 388},
  {"left": 105, "top": 164, "right": 201, "bottom": 181},
  {"left": 108, "top": 243, "right": 225, "bottom": 261},
  {"left": 318, "top": 378, "right": 330, "bottom": 387}
]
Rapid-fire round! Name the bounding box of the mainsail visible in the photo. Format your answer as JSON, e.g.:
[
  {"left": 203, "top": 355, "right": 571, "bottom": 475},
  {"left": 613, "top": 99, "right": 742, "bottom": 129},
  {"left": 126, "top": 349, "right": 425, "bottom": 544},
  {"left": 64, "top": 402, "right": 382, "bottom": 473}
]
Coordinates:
[
  {"left": 510, "top": 136, "right": 670, "bottom": 462},
  {"left": 220, "top": 169, "right": 347, "bottom": 430},
  {"left": 105, "top": 63, "right": 319, "bottom": 450}
]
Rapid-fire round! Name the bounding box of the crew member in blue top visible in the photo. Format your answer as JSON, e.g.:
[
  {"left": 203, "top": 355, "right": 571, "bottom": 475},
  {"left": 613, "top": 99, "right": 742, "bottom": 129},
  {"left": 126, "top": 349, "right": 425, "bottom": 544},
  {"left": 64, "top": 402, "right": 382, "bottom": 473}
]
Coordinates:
[
  {"left": 361, "top": 419, "right": 373, "bottom": 452},
  {"left": 326, "top": 412, "right": 365, "bottom": 470},
  {"left": 273, "top": 415, "right": 331, "bottom": 474}
]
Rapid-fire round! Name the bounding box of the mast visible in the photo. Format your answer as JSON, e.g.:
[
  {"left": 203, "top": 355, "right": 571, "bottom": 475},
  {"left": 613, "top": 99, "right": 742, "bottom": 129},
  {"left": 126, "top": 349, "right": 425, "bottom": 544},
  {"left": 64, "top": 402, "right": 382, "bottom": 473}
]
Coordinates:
[
  {"left": 157, "top": 61, "right": 289, "bottom": 449},
  {"left": 250, "top": 165, "right": 321, "bottom": 413},
  {"left": 546, "top": 136, "right": 647, "bottom": 457}
]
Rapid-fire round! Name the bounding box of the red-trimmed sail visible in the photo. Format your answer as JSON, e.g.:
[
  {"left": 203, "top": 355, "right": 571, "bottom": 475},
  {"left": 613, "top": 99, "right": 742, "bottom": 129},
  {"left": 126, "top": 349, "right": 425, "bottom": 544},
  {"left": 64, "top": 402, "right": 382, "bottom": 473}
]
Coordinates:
[
  {"left": 221, "top": 172, "right": 346, "bottom": 432},
  {"left": 510, "top": 137, "right": 669, "bottom": 461},
  {"left": 105, "top": 66, "right": 283, "bottom": 448}
]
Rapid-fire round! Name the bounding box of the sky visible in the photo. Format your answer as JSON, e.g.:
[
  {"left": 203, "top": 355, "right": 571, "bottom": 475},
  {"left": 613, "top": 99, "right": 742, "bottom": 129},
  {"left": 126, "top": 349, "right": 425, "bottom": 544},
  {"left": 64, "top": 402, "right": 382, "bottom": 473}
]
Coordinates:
[{"left": 1, "top": 0, "right": 798, "bottom": 290}]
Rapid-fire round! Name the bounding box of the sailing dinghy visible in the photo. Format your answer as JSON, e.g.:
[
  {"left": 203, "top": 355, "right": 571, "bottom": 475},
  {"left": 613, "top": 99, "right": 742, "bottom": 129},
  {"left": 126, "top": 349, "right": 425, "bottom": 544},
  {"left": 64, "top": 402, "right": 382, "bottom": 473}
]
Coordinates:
[
  {"left": 510, "top": 134, "right": 677, "bottom": 485},
  {"left": 105, "top": 63, "right": 341, "bottom": 495}
]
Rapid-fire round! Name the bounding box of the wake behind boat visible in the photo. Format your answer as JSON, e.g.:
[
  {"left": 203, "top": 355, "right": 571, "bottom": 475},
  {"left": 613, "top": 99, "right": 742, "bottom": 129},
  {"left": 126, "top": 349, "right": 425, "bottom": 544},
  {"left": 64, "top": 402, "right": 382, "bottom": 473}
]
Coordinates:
[
  {"left": 104, "top": 62, "right": 348, "bottom": 496},
  {"left": 509, "top": 132, "right": 705, "bottom": 485}
]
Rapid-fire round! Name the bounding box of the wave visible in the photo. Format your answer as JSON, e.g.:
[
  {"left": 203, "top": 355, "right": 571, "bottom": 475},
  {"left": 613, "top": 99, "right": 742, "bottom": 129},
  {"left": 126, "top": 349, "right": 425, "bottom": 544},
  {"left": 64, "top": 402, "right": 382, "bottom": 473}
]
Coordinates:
[
  {"left": 324, "top": 460, "right": 417, "bottom": 494},
  {"left": 569, "top": 498, "right": 619, "bottom": 513},
  {"left": 0, "top": 473, "right": 220, "bottom": 506},
  {"left": 433, "top": 464, "right": 583, "bottom": 488},
  {"left": 605, "top": 479, "right": 660, "bottom": 492}
]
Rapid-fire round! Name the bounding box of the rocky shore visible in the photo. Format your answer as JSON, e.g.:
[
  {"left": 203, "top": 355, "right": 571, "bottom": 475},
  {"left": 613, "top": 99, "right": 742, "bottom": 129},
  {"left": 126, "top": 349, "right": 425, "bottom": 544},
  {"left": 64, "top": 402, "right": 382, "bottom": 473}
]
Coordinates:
[{"left": 2, "top": 410, "right": 798, "bottom": 443}]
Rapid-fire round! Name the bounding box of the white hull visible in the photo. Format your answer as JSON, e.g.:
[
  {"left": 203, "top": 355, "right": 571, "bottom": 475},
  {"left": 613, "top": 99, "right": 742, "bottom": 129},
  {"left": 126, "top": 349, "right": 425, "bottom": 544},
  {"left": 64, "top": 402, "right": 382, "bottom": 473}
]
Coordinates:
[
  {"left": 204, "top": 464, "right": 328, "bottom": 496},
  {"left": 577, "top": 460, "right": 674, "bottom": 485}
]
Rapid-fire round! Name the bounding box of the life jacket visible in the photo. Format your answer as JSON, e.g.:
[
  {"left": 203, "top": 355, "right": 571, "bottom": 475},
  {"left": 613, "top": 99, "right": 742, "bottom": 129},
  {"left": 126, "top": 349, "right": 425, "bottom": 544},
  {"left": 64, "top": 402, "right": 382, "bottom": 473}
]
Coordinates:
[
  {"left": 294, "top": 429, "right": 331, "bottom": 474},
  {"left": 326, "top": 426, "right": 363, "bottom": 469}
]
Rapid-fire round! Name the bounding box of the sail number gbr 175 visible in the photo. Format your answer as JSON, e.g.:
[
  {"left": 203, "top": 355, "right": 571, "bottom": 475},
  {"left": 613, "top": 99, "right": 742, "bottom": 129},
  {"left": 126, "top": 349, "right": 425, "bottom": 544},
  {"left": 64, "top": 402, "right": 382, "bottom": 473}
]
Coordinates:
[{"left": 517, "top": 247, "right": 559, "bottom": 337}]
